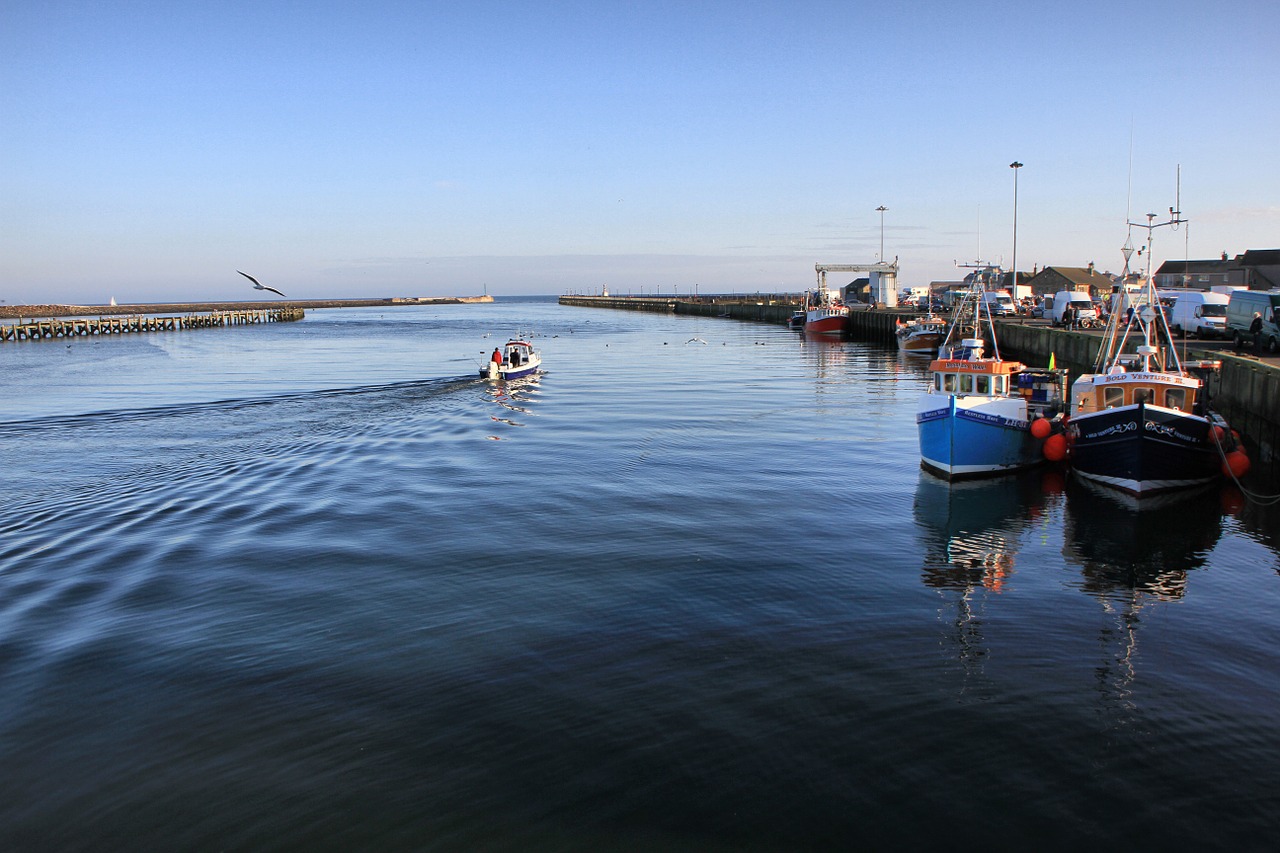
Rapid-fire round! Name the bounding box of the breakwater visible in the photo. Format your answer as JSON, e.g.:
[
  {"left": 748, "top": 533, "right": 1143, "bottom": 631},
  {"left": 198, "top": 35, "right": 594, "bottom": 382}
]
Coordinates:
[
  {"left": 1, "top": 307, "right": 305, "bottom": 343},
  {"left": 558, "top": 295, "right": 904, "bottom": 343},
  {"left": 559, "top": 294, "right": 1280, "bottom": 481},
  {"left": 0, "top": 295, "right": 492, "bottom": 321}
]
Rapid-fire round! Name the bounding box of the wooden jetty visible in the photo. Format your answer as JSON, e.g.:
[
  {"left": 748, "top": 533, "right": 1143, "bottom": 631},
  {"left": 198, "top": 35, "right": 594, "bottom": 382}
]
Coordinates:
[{"left": 0, "top": 307, "right": 305, "bottom": 343}]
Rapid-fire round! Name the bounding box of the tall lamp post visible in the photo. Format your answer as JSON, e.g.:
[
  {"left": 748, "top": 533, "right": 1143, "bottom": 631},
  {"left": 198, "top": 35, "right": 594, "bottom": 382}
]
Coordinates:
[
  {"left": 875, "top": 205, "right": 888, "bottom": 262},
  {"left": 1009, "top": 162, "right": 1023, "bottom": 294}
]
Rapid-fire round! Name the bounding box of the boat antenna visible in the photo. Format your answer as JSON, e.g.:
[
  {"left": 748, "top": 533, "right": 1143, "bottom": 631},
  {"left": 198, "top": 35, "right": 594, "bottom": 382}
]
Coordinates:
[
  {"left": 1125, "top": 118, "right": 1134, "bottom": 225},
  {"left": 1125, "top": 171, "right": 1188, "bottom": 374}
]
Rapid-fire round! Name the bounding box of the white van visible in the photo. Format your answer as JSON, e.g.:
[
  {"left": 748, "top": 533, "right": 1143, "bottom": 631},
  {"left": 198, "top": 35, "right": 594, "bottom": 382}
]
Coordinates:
[
  {"left": 1167, "top": 291, "right": 1230, "bottom": 338},
  {"left": 1050, "top": 291, "right": 1097, "bottom": 326},
  {"left": 981, "top": 290, "right": 1016, "bottom": 316}
]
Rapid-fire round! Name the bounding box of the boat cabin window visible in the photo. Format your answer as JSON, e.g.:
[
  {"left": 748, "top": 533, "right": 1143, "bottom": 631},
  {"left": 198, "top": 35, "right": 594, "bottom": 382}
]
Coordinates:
[
  {"left": 958, "top": 374, "right": 973, "bottom": 393},
  {"left": 1165, "top": 388, "right": 1187, "bottom": 410},
  {"left": 943, "top": 374, "right": 956, "bottom": 392},
  {"left": 1103, "top": 386, "right": 1125, "bottom": 408},
  {"left": 1133, "top": 387, "right": 1154, "bottom": 405},
  {"left": 993, "top": 376, "right": 1006, "bottom": 395},
  {"left": 975, "top": 375, "right": 990, "bottom": 395}
]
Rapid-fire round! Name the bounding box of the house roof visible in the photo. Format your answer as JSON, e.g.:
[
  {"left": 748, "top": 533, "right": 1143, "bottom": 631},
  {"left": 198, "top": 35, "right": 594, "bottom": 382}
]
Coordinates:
[
  {"left": 1033, "top": 266, "right": 1111, "bottom": 286},
  {"left": 1241, "top": 249, "right": 1280, "bottom": 266},
  {"left": 1154, "top": 258, "right": 1242, "bottom": 275}
]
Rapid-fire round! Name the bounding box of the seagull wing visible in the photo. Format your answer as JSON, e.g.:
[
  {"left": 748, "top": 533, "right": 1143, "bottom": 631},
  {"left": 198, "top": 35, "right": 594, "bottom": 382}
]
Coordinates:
[
  {"left": 263, "top": 285, "right": 287, "bottom": 297},
  {"left": 237, "top": 270, "right": 262, "bottom": 288}
]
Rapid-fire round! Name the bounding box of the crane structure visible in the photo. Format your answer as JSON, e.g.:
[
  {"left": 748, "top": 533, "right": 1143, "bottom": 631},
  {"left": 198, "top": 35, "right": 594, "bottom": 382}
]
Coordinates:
[{"left": 815, "top": 259, "right": 900, "bottom": 307}]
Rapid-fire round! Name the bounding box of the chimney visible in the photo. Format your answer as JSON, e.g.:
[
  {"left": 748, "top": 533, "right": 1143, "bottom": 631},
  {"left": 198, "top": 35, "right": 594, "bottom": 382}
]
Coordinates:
[
  {"left": 1087, "top": 262, "right": 1095, "bottom": 275},
  {"left": 1222, "top": 251, "right": 1228, "bottom": 261}
]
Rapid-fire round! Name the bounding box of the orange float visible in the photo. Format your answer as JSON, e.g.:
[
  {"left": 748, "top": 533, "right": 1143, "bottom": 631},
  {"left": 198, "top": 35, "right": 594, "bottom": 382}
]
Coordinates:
[
  {"left": 1042, "top": 433, "right": 1068, "bottom": 462},
  {"left": 1222, "top": 450, "right": 1251, "bottom": 479}
]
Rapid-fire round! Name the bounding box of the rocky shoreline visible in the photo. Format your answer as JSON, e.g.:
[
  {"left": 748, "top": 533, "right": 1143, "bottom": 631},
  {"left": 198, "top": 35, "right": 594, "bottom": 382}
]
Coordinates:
[{"left": 0, "top": 295, "right": 492, "bottom": 319}]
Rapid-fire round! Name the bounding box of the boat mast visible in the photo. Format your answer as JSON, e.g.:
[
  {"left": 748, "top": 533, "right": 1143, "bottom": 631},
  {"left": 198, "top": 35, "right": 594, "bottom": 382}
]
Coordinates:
[{"left": 1127, "top": 176, "right": 1186, "bottom": 373}]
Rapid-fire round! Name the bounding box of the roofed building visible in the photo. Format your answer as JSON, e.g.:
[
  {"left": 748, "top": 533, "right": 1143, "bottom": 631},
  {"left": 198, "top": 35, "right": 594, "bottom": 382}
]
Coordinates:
[
  {"left": 1154, "top": 253, "right": 1245, "bottom": 290},
  {"left": 1025, "top": 264, "right": 1114, "bottom": 299},
  {"left": 1240, "top": 250, "right": 1280, "bottom": 290},
  {"left": 1155, "top": 250, "right": 1280, "bottom": 291}
]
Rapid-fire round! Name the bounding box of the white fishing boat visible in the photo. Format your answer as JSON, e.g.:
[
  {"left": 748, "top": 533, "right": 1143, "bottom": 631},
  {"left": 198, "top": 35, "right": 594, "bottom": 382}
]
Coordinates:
[
  {"left": 916, "top": 265, "right": 1069, "bottom": 480},
  {"left": 482, "top": 338, "right": 541, "bottom": 380},
  {"left": 1065, "top": 208, "right": 1249, "bottom": 495}
]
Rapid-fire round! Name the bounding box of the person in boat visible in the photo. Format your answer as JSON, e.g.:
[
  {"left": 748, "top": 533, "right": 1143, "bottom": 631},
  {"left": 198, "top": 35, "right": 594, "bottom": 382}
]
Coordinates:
[
  {"left": 1251, "top": 312, "right": 1264, "bottom": 353},
  {"left": 492, "top": 347, "right": 503, "bottom": 366}
]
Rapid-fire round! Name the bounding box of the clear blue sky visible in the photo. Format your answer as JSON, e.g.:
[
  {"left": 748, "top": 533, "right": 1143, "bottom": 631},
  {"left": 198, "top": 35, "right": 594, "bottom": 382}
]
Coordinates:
[{"left": 3, "top": 0, "right": 1276, "bottom": 303}]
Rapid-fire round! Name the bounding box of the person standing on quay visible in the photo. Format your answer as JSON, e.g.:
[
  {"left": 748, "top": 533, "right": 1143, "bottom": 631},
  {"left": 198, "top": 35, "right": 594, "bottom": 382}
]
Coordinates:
[{"left": 1250, "top": 312, "right": 1263, "bottom": 353}]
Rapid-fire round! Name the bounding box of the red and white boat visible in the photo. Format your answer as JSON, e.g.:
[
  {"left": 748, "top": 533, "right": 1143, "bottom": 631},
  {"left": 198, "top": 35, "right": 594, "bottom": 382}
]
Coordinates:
[{"left": 803, "top": 287, "right": 849, "bottom": 336}]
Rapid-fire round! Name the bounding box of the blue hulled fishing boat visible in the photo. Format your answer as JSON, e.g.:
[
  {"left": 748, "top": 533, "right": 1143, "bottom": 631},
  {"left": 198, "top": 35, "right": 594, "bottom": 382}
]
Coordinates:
[{"left": 916, "top": 266, "right": 1068, "bottom": 480}]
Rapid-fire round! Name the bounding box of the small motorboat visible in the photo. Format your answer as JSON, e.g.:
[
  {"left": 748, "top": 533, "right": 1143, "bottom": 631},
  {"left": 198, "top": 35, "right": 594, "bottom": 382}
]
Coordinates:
[
  {"left": 896, "top": 314, "right": 947, "bottom": 355},
  {"left": 482, "top": 339, "right": 541, "bottom": 380}
]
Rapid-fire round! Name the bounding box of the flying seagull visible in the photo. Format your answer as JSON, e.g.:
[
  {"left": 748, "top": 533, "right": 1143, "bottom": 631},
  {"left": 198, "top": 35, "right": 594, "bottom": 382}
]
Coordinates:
[{"left": 237, "top": 270, "right": 286, "bottom": 298}]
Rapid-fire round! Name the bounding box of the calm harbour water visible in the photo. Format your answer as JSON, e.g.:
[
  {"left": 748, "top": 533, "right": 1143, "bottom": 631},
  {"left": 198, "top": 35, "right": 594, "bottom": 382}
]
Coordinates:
[{"left": 2, "top": 296, "right": 1279, "bottom": 851}]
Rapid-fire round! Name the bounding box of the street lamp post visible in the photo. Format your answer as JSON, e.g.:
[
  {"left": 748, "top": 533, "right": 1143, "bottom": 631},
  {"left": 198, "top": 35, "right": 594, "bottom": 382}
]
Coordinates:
[
  {"left": 875, "top": 205, "right": 888, "bottom": 262},
  {"left": 1009, "top": 162, "right": 1023, "bottom": 295}
]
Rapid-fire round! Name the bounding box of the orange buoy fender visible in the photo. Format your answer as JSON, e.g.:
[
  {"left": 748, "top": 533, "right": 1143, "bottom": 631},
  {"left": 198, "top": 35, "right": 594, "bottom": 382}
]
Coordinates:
[
  {"left": 1222, "top": 450, "right": 1251, "bottom": 479},
  {"left": 1030, "top": 418, "right": 1052, "bottom": 439},
  {"left": 1042, "top": 433, "right": 1068, "bottom": 462}
]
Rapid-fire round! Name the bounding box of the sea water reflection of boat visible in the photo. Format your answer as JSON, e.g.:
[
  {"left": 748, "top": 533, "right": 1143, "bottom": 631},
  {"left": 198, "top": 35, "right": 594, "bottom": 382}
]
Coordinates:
[
  {"left": 916, "top": 265, "right": 1069, "bottom": 480},
  {"left": 1061, "top": 476, "right": 1227, "bottom": 601},
  {"left": 1066, "top": 210, "right": 1249, "bottom": 496},
  {"left": 914, "top": 468, "right": 1060, "bottom": 592}
]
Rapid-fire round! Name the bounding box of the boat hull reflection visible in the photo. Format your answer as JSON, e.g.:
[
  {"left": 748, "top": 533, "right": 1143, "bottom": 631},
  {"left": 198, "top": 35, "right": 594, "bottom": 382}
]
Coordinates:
[
  {"left": 1062, "top": 476, "right": 1227, "bottom": 601},
  {"left": 914, "top": 468, "right": 1062, "bottom": 591}
]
